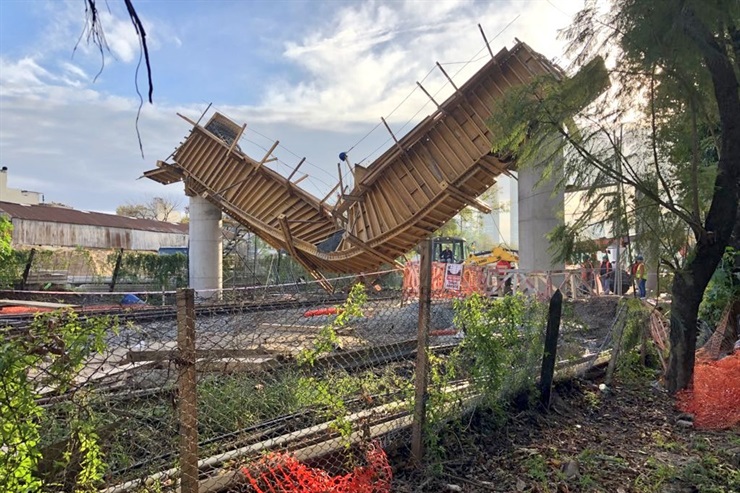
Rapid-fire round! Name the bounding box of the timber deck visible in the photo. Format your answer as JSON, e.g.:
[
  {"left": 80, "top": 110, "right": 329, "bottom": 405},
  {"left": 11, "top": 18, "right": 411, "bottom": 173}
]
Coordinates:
[{"left": 144, "top": 41, "right": 562, "bottom": 284}]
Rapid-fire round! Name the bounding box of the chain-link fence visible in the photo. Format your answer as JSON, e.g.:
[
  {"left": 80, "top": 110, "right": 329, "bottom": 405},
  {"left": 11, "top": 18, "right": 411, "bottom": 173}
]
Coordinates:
[{"left": 2, "top": 241, "right": 636, "bottom": 492}]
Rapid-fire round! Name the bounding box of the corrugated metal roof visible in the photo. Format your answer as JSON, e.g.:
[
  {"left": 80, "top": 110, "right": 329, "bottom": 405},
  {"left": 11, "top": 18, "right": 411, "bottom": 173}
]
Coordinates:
[{"left": 0, "top": 201, "right": 189, "bottom": 234}]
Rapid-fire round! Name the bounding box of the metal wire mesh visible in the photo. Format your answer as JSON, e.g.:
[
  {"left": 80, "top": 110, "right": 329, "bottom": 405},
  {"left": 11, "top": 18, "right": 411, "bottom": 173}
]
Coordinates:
[{"left": 0, "top": 255, "right": 625, "bottom": 492}]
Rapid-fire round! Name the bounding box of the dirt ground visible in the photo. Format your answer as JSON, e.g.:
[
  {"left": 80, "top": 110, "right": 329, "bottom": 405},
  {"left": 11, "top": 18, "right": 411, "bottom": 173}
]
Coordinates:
[{"left": 392, "top": 370, "right": 740, "bottom": 493}]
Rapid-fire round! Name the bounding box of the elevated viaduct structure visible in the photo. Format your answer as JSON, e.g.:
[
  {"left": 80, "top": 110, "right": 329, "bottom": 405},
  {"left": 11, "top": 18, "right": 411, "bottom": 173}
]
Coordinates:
[{"left": 144, "top": 40, "right": 565, "bottom": 292}]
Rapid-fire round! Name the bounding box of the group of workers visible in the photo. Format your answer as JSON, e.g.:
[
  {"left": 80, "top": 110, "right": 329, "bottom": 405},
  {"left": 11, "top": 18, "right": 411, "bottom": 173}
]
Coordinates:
[{"left": 580, "top": 254, "right": 647, "bottom": 298}]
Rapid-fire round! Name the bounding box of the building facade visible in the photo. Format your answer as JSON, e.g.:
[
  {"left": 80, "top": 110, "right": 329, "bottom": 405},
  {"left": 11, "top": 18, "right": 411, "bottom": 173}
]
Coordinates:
[{"left": 0, "top": 201, "right": 188, "bottom": 251}]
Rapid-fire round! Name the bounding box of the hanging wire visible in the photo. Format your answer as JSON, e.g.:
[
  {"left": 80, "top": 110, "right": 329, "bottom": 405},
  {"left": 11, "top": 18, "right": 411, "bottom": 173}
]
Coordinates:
[
  {"left": 242, "top": 126, "right": 337, "bottom": 191},
  {"left": 344, "top": 65, "right": 437, "bottom": 156},
  {"left": 387, "top": 15, "right": 520, "bottom": 139}
]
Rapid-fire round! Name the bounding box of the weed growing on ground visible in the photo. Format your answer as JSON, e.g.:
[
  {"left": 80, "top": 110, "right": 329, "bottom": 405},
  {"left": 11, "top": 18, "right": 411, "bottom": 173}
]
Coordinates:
[
  {"left": 1, "top": 310, "right": 112, "bottom": 491},
  {"left": 523, "top": 453, "right": 548, "bottom": 482}
]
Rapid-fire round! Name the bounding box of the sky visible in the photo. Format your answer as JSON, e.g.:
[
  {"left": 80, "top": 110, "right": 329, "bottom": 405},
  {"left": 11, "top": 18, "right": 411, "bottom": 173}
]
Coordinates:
[{"left": 0, "top": 0, "right": 584, "bottom": 215}]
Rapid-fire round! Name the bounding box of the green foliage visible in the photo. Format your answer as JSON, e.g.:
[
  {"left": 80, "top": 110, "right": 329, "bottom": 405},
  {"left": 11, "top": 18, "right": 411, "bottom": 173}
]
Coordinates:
[
  {"left": 699, "top": 247, "right": 740, "bottom": 328},
  {"left": 197, "top": 373, "right": 303, "bottom": 436},
  {"left": 0, "top": 215, "right": 12, "bottom": 260},
  {"left": 678, "top": 453, "right": 740, "bottom": 493},
  {"left": 523, "top": 453, "right": 549, "bottom": 482},
  {"left": 108, "top": 251, "right": 188, "bottom": 290},
  {"left": 616, "top": 299, "right": 660, "bottom": 380},
  {"left": 0, "top": 218, "right": 28, "bottom": 288},
  {"left": 298, "top": 284, "right": 367, "bottom": 365},
  {"left": 0, "top": 310, "right": 110, "bottom": 491},
  {"left": 0, "top": 249, "right": 29, "bottom": 289},
  {"left": 453, "top": 293, "right": 546, "bottom": 406}
]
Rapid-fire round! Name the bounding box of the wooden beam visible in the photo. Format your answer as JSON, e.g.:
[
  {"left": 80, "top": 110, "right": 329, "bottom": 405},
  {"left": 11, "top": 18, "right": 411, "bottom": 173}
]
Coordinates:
[
  {"left": 287, "top": 157, "right": 306, "bottom": 182},
  {"left": 478, "top": 24, "right": 495, "bottom": 59},
  {"left": 228, "top": 123, "right": 247, "bottom": 154},
  {"left": 381, "top": 117, "right": 407, "bottom": 156},
  {"left": 177, "top": 112, "right": 199, "bottom": 127},
  {"left": 353, "top": 163, "right": 369, "bottom": 183},
  {"left": 344, "top": 233, "right": 405, "bottom": 269},
  {"left": 416, "top": 81, "right": 442, "bottom": 110},
  {"left": 442, "top": 182, "right": 492, "bottom": 213},
  {"left": 479, "top": 154, "right": 516, "bottom": 179},
  {"left": 257, "top": 141, "right": 279, "bottom": 168},
  {"left": 436, "top": 62, "right": 459, "bottom": 91},
  {"left": 319, "top": 183, "right": 341, "bottom": 205},
  {"left": 293, "top": 174, "right": 309, "bottom": 185},
  {"left": 279, "top": 214, "right": 334, "bottom": 292}
]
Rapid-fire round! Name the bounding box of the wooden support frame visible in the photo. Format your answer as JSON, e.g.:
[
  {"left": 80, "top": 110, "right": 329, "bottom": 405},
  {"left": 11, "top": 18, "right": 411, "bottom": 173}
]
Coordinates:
[
  {"left": 381, "top": 117, "right": 407, "bottom": 156},
  {"left": 287, "top": 157, "right": 306, "bottom": 182},
  {"left": 257, "top": 141, "right": 279, "bottom": 168},
  {"left": 344, "top": 233, "right": 404, "bottom": 269},
  {"left": 146, "top": 42, "right": 568, "bottom": 276},
  {"left": 442, "top": 182, "right": 492, "bottom": 213},
  {"left": 279, "top": 214, "right": 334, "bottom": 292},
  {"left": 416, "top": 81, "right": 442, "bottom": 110},
  {"left": 478, "top": 24, "right": 495, "bottom": 59}
]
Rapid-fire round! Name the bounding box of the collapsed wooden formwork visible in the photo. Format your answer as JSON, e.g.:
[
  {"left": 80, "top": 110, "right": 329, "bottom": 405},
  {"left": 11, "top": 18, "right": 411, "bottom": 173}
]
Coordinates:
[{"left": 144, "top": 40, "right": 562, "bottom": 285}]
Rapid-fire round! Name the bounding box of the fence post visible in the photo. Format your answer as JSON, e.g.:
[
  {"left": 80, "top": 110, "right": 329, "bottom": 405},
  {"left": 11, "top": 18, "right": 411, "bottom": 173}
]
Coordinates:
[
  {"left": 20, "top": 247, "right": 35, "bottom": 290},
  {"left": 411, "top": 238, "right": 432, "bottom": 466},
  {"left": 177, "top": 288, "right": 198, "bottom": 493},
  {"left": 109, "top": 248, "right": 124, "bottom": 292},
  {"left": 539, "top": 289, "right": 562, "bottom": 409}
]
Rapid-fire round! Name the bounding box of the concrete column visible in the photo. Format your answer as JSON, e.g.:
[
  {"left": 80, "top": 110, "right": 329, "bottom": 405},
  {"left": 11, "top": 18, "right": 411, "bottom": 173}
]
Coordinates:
[
  {"left": 188, "top": 195, "right": 222, "bottom": 297},
  {"left": 509, "top": 175, "right": 519, "bottom": 249},
  {"left": 517, "top": 145, "right": 565, "bottom": 274}
]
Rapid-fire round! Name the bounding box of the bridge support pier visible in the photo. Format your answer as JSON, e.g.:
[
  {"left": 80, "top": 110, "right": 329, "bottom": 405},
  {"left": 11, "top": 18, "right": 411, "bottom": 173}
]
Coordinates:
[
  {"left": 188, "top": 195, "right": 222, "bottom": 297},
  {"left": 517, "top": 145, "right": 565, "bottom": 277}
]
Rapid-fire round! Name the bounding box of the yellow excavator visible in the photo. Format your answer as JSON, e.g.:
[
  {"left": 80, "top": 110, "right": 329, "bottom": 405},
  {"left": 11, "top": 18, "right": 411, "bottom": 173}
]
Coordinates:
[
  {"left": 466, "top": 245, "right": 518, "bottom": 267},
  {"left": 432, "top": 237, "right": 518, "bottom": 267}
]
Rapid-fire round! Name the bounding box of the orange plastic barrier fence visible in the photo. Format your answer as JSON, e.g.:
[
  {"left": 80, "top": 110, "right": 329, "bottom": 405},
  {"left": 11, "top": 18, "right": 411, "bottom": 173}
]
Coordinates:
[
  {"left": 676, "top": 352, "right": 740, "bottom": 430},
  {"left": 304, "top": 307, "right": 341, "bottom": 317},
  {"left": 241, "top": 441, "right": 392, "bottom": 493}
]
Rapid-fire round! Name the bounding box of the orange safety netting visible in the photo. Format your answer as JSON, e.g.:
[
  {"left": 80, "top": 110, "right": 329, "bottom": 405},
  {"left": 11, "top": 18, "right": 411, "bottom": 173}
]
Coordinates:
[
  {"left": 676, "top": 352, "right": 740, "bottom": 430},
  {"left": 240, "top": 442, "right": 392, "bottom": 493},
  {"left": 0, "top": 305, "right": 54, "bottom": 314}
]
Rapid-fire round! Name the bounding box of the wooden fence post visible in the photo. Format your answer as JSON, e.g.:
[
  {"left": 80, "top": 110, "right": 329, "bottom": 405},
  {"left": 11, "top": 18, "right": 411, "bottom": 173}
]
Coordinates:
[
  {"left": 109, "top": 248, "right": 124, "bottom": 292},
  {"left": 540, "top": 289, "right": 563, "bottom": 409},
  {"left": 20, "top": 247, "right": 35, "bottom": 290},
  {"left": 411, "top": 239, "right": 432, "bottom": 466},
  {"left": 177, "top": 288, "right": 198, "bottom": 493}
]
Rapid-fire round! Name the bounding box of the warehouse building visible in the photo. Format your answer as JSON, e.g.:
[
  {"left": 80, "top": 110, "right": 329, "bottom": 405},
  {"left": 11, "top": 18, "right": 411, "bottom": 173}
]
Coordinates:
[{"left": 0, "top": 201, "right": 188, "bottom": 251}]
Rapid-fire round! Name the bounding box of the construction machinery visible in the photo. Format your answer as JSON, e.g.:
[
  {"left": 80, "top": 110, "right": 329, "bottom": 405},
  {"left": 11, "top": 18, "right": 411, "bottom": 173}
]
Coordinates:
[
  {"left": 466, "top": 245, "right": 518, "bottom": 268},
  {"left": 432, "top": 237, "right": 518, "bottom": 267}
]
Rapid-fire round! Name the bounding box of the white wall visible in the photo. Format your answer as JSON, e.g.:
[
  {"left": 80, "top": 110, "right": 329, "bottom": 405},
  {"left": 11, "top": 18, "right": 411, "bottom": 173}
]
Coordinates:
[{"left": 0, "top": 168, "right": 41, "bottom": 205}]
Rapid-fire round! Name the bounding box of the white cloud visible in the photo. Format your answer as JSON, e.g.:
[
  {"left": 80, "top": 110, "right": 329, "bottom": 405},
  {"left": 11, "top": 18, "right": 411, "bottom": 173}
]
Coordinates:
[
  {"left": 0, "top": 57, "right": 55, "bottom": 93},
  {"left": 0, "top": 0, "right": 587, "bottom": 212},
  {"left": 98, "top": 11, "right": 141, "bottom": 64}
]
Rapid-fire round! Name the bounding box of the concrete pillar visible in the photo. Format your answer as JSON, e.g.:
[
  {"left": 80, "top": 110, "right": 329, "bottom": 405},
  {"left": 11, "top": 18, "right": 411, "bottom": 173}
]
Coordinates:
[
  {"left": 517, "top": 146, "right": 565, "bottom": 274},
  {"left": 188, "top": 195, "right": 222, "bottom": 297},
  {"left": 509, "top": 175, "right": 519, "bottom": 249}
]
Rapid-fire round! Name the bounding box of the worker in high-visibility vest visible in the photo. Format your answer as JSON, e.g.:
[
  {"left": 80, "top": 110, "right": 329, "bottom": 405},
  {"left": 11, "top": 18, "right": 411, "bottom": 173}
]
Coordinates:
[{"left": 634, "top": 255, "right": 647, "bottom": 299}]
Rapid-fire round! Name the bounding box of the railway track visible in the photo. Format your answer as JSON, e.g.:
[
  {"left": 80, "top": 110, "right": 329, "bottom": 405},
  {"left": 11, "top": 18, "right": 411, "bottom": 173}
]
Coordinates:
[{"left": 0, "top": 293, "right": 400, "bottom": 334}]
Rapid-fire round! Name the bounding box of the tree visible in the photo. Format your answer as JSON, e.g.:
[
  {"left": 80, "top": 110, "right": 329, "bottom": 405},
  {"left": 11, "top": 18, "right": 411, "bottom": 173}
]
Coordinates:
[
  {"left": 116, "top": 196, "right": 182, "bottom": 222},
  {"left": 0, "top": 215, "right": 12, "bottom": 262},
  {"left": 489, "top": 0, "right": 740, "bottom": 392}
]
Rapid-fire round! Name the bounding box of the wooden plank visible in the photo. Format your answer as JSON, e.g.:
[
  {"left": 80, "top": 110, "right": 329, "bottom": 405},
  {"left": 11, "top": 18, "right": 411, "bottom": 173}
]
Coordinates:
[
  {"left": 177, "top": 288, "right": 198, "bottom": 493},
  {"left": 0, "top": 299, "right": 79, "bottom": 309},
  {"left": 443, "top": 183, "right": 492, "bottom": 213},
  {"left": 127, "top": 348, "right": 278, "bottom": 363},
  {"left": 411, "top": 238, "right": 432, "bottom": 466}
]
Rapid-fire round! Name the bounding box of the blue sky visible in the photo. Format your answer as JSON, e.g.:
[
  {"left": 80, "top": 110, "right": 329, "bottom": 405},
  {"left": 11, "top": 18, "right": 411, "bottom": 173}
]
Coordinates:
[{"left": 0, "top": 0, "right": 582, "bottom": 216}]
